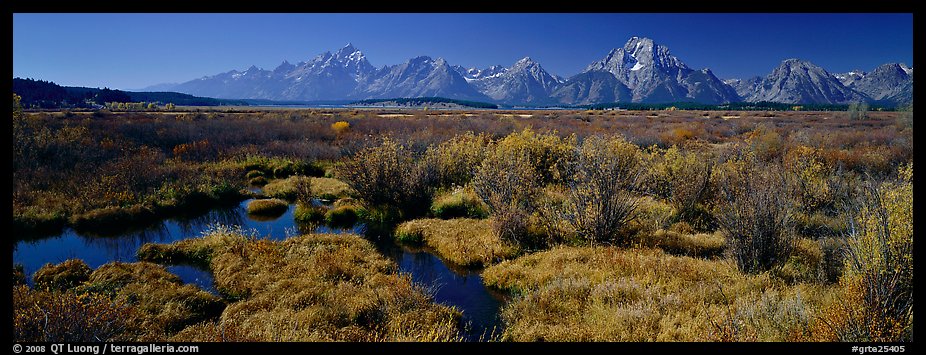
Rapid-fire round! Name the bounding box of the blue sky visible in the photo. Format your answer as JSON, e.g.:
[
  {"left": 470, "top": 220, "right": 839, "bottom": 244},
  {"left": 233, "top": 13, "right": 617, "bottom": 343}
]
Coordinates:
[{"left": 13, "top": 13, "right": 913, "bottom": 90}]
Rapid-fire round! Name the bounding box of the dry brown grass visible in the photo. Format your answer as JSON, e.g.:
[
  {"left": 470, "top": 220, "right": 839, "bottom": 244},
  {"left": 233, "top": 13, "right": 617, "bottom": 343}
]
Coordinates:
[
  {"left": 246, "top": 198, "right": 288, "bottom": 216},
  {"left": 264, "top": 176, "right": 352, "bottom": 201},
  {"left": 141, "top": 226, "right": 463, "bottom": 341},
  {"left": 310, "top": 177, "right": 353, "bottom": 200},
  {"left": 33, "top": 258, "right": 92, "bottom": 291},
  {"left": 13, "top": 285, "right": 134, "bottom": 342},
  {"left": 430, "top": 187, "right": 489, "bottom": 219},
  {"left": 636, "top": 229, "right": 726, "bottom": 258},
  {"left": 76, "top": 262, "right": 226, "bottom": 340},
  {"left": 395, "top": 218, "right": 519, "bottom": 267},
  {"left": 483, "top": 245, "right": 839, "bottom": 341}
]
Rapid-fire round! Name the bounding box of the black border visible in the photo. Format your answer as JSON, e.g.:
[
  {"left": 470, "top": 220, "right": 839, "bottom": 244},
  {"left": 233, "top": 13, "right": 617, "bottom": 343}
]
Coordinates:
[{"left": 7, "top": 1, "right": 920, "bottom": 352}]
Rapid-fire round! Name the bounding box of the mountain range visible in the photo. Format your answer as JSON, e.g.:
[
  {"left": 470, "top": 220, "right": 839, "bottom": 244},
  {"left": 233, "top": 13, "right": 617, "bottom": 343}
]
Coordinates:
[{"left": 146, "top": 38, "right": 913, "bottom": 107}]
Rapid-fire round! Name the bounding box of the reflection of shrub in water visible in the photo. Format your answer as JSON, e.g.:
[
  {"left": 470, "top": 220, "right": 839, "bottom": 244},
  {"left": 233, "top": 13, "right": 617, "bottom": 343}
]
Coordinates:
[
  {"left": 325, "top": 205, "right": 360, "bottom": 228},
  {"left": 246, "top": 199, "right": 288, "bottom": 218}
]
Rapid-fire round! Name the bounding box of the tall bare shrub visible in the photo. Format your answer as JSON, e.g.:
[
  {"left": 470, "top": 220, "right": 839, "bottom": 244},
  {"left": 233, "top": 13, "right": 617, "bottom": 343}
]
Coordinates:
[
  {"left": 821, "top": 163, "right": 913, "bottom": 341},
  {"left": 561, "top": 135, "right": 645, "bottom": 245},
  {"left": 714, "top": 149, "right": 794, "bottom": 274},
  {"left": 337, "top": 138, "right": 436, "bottom": 217}
]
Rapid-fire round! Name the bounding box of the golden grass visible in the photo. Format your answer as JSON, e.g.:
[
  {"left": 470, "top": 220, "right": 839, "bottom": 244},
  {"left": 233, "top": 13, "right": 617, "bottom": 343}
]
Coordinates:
[
  {"left": 246, "top": 198, "right": 288, "bottom": 216},
  {"left": 324, "top": 205, "right": 360, "bottom": 227},
  {"left": 261, "top": 176, "right": 351, "bottom": 201},
  {"left": 310, "top": 177, "right": 352, "bottom": 200},
  {"left": 141, "top": 226, "right": 463, "bottom": 341},
  {"left": 68, "top": 262, "right": 225, "bottom": 341},
  {"left": 33, "top": 259, "right": 92, "bottom": 291},
  {"left": 394, "top": 218, "right": 519, "bottom": 267},
  {"left": 483, "top": 245, "right": 839, "bottom": 341},
  {"left": 430, "top": 187, "right": 489, "bottom": 219},
  {"left": 635, "top": 229, "right": 726, "bottom": 258}
]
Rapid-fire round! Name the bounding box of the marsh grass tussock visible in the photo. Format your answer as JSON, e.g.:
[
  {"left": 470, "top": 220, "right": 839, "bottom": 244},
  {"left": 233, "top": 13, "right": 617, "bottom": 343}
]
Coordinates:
[
  {"left": 76, "top": 262, "right": 226, "bottom": 340},
  {"left": 394, "top": 218, "right": 519, "bottom": 267},
  {"left": 33, "top": 259, "right": 92, "bottom": 291},
  {"left": 262, "top": 175, "right": 351, "bottom": 202},
  {"left": 139, "top": 228, "right": 464, "bottom": 341},
  {"left": 246, "top": 198, "right": 289, "bottom": 217},
  {"left": 430, "top": 187, "right": 490, "bottom": 219},
  {"left": 482, "top": 246, "right": 836, "bottom": 341},
  {"left": 15, "top": 260, "right": 224, "bottom": 342},
  {"left": 637, "top": 229, "right": 726, "bottom": 259}
]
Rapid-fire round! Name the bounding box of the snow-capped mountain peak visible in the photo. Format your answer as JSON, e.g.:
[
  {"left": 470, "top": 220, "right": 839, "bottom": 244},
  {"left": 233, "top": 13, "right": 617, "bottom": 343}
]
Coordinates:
[
  {"left": 564, "top": 36, "right": 731, "bottom": 104},
  {"left": 515, "top": 56, "right": 534, "bottom": 65},
  {"left": 146, "top": 39, "right": 911, "bottom": 107},
  {"left": 463, "top": 56, "right": 562, "bottom": 104},
  {"left": 834, "top": 69, "right": 866, "bottom": 87},
  {"left": 843, "top": 63, "right": 913, "bottom": 103},
  {"left": 624, "top": 36, "right": 653, "bottom": 59}
]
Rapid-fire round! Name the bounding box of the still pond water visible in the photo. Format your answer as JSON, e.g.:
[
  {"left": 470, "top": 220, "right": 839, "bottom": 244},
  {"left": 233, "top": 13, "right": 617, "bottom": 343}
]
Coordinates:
[{"left": 12, "top": 199, "right": 504, "bottom": 340}]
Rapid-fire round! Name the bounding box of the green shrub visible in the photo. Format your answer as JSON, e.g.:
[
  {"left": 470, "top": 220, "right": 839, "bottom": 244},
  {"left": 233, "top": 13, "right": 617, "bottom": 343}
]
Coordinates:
[
  {"left": 473, "top": 129, "right": 578, "bottom": 248},
  {"left": 826, "top": 163, "right": 912, "bottom": 341},
  {"left": 423, "top": 132, "right": 490, "bottom": 188},
  {"left": 647, "top": 145, "right": 716, "bottom": 230},
  {"left": 474, "top": 153, "right": 538, "bottom": 246}
]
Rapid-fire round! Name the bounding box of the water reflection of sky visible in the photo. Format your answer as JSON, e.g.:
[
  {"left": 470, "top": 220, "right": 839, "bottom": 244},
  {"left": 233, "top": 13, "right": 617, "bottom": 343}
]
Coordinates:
[
  {"left": 391, "top": 247, "right": 506, "bottom": 341},
  {"left": 13, "top": 198, "right": 505, "bottom": 340},
  {"left": 13, "top": 199, "right": 292, "bottom": 291}
]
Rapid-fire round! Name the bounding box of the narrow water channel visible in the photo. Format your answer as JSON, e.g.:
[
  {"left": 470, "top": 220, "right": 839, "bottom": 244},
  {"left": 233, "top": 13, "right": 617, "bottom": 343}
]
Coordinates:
[{"left": 12, "top": 198, "right": 504, "bottom": 340}]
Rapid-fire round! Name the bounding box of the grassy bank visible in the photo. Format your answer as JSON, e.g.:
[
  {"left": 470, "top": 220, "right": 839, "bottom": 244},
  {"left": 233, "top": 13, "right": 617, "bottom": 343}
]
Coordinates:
[
  {"left": 138, "top": 226, "right": 463, "bottom": 341},
  {"left": 394, "top": 218, "right": 518, "bottom": 267},
  {"left": 483, "top": 246, "right": 838, "bottom": 341},
  {"left": 13, "top": 158, "right": 248, "bottom": 238},
  {"left": 261, "top": 176, "right": 352, "bottom": 201},
  {"left": 14, "top": 260, "right": 224, "bottom": 342}
]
